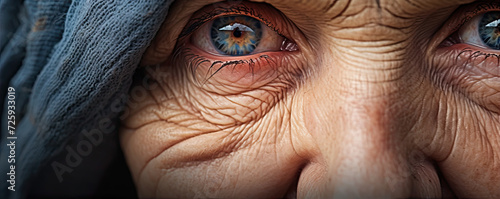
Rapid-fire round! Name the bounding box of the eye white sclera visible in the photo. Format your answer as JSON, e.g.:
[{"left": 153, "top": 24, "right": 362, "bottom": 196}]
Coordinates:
[
  {"left": 459, "top": 15, "right": 485, "bottom": 48},
  {"left": 458, "top": 12, "right": 500, "bottom": 50}
]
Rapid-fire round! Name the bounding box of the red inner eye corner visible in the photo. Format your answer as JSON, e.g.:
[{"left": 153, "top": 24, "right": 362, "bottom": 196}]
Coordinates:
[{"left": 280, "top": 38, "right": 298, "bottom": 52}]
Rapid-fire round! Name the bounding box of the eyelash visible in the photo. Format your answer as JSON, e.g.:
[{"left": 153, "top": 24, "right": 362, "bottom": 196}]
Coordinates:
[
  {"left": 177, "top": 47, "right": 276, "bottom": 83},
  {"left": 456, "top": 2, "right": 500, "bottom": 32},
  {"left": 456, "top": 48, "right": 500, "bottom": 66},
  {"left": 175, "top": 3, "right": 291, "bottom": 82},
  {"left": 179, "top": 4, "right": 284, "bottom": 39}
]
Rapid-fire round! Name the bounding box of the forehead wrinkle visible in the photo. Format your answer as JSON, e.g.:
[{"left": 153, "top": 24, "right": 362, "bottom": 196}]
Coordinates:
[
  {"left": 254, "top": 0, "right": 478, "bottom": 19},
  {"left": 252, "top": 0, "right": 372, "bottom": 21},
  {"left": 399, "top": 0, "right": 476, "bottom": 9},
  {"left": 388, "top": 0, "right": 477, "bottom": 15},
  {"left": 252, "top": 0, "right": 478, "bottom": 41}
]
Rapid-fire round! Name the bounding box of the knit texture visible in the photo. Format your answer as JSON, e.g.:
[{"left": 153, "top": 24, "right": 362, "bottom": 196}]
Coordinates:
[{"left": 0, "top": 0, "right": 173, "bottom": 198}]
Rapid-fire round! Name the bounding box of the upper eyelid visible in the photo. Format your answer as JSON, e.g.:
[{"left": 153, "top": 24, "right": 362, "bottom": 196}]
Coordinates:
[
  {"left": 178, "top": 5, "right": 257, "bottom": 38},
  {"left": 453, "top": 1, "right": 500, "bottom": 33},
  {"left": 178, "top": 2, "right": 289, "bottom": 40}
]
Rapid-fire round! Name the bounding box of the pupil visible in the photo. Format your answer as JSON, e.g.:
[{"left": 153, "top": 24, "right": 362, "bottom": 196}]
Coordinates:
[{"left": 233, "top": 28, "right": 242, "bottom": 38}]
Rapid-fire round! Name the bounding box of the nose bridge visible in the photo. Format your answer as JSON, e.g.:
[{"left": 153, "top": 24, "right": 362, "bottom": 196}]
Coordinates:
[
  {"left": 328, "top": 101, "right": 411, "bottom": 197},
  {"left": 301, "top": 47, "right": 414, "bottom": 197}
]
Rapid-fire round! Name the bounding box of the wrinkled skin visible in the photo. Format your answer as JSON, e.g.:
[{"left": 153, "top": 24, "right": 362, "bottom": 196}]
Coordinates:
[{"left": 120, "top": 0, "right": 500, "bottom": 198}]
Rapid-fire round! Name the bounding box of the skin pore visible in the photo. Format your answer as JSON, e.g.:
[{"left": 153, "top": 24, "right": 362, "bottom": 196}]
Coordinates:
[{"left": 119, "top": 0, "right": 500, "bottom": 198}]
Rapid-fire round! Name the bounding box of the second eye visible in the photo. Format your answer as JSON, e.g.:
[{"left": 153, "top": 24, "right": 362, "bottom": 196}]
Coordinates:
[
  {"left": 192, "top": 15, "right": 286, "bottom": 56},
  {"left": 459, "top": 11, "right": 500, "bottom": 50}
]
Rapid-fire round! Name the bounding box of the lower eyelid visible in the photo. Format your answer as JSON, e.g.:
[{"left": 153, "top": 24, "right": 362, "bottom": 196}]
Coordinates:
[
  {"left": 175, "top": 44, "right": 285, "bottom": 87},
  {"left": 432, "top": 45, "right": 500, "bottom": 113},
  {"left": 436, "top": 44, "right": 500, "bottom": 73},
  {"left": 434, "top": 45, "right": 500, "bottom": 92}
]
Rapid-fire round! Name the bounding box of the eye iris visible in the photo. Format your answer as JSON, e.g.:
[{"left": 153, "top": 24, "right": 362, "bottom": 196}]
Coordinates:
[
  {"left": 211, "top": 16, "right": 262, "bottom": 56},
  {"left": 478, "top": 11, "right": 500, "bottom": 50}
]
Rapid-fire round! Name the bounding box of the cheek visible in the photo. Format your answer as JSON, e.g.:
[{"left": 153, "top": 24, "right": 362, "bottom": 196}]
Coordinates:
[
  {"left": 120, "top": 45, "right": 500, "bottom": 198},
  {"left": 119, "top": 62, "right": 313, "bottom": 198},
  {"left": 433, "top": 99, "right": 500, "bottom": 197}
]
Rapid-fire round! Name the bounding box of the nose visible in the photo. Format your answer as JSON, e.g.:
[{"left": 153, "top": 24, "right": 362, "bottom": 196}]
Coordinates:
[{"left": 299, "top": 57, "right": 441, "bottom": 198}]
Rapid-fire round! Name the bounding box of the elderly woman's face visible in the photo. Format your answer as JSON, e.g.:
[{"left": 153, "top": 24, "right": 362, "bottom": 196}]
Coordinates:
[{"left": 119, "top": 0, "right": 500, "bottom": 198}]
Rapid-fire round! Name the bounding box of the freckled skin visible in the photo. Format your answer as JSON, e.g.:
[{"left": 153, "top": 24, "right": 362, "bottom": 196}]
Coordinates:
[{"left": 120, "top": 0, "right": 500, "bottom": 198}]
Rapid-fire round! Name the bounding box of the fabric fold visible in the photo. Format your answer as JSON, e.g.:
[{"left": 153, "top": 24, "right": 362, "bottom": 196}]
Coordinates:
[{"left": 0, "top": 1, "right": 173, "bottom": 198}]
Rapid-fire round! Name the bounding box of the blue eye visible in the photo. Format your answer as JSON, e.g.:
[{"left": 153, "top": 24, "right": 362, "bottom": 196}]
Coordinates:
[
  {"left": 191, "top": 14, "right": 291, "bottom": 57},
  {"left": 478, "top": 11, "right": 500, "bottom": 50},
  {"left": 211, "top": 16, "right": 263, "bottom": 56},
  {"left": 459, "top": 11, "right": 500, "bottom": 50}
]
